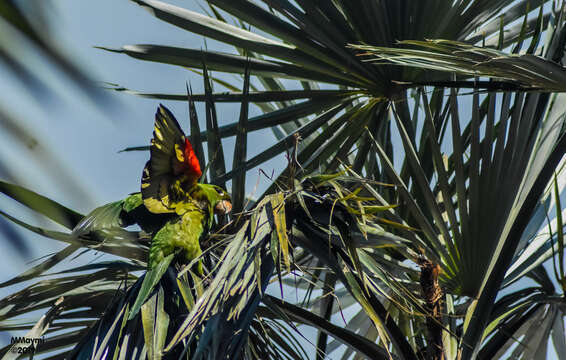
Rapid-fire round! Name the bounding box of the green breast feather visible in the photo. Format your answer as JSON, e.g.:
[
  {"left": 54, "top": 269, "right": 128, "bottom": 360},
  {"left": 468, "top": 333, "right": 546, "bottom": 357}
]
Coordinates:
[{"left": 148, "top": 201, "right": 206, "bottom": 273}]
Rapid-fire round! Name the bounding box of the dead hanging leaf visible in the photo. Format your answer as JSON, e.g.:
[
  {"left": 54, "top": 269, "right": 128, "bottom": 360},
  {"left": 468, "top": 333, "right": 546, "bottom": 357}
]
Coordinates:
[
  {"left": 348, "top": 204, "right": 399, "bottom": 215},
  {"left": 377, "top": 217, "right": 420, "bottom": 231},
  {"left": 271, "top": 193, "right": 291, "bottom": 273}
]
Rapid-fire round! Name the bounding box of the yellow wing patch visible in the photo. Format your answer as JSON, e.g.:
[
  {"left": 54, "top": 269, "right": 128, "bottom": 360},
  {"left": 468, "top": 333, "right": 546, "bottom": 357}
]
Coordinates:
[{"left": 175, "top": 143, "right": 185, "bottom": 163}]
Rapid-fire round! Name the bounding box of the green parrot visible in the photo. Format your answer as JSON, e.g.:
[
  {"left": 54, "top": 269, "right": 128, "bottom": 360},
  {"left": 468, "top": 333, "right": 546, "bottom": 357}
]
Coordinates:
[
  {"left": 72, "top": 104, "right": 231, "bottom": 318},
  {"left": 140, "top": 104, "right": 232, "bottom": 273}
]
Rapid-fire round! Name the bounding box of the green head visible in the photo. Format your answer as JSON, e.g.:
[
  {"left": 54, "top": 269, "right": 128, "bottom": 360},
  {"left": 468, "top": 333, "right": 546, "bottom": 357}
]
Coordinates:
[{"left": 191, "top": 183, "right": 232, "bottom": 221}]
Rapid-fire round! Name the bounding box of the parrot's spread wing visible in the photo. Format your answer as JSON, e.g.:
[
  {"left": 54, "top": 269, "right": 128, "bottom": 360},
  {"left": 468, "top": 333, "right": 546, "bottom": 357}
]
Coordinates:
[
  {"left": 72, "top": 193, "right": 143, "bottom": 240},
  {"left": 72, "top": 193, "right": 173, "bottom": 239},
  {"left": 142, "top": 105, "right": 202, "bottom": 214}
]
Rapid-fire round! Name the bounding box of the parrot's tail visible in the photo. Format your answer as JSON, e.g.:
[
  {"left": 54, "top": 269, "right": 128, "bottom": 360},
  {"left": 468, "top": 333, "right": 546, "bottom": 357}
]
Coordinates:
[{"left": 67, "top": 267, "right": 188, "bottom": 360}]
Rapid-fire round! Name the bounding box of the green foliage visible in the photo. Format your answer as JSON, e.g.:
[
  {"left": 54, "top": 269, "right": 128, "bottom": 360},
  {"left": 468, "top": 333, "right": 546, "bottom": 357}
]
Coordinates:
[{"left": 2, "top": 1, "right": 566, "bottom": 360}]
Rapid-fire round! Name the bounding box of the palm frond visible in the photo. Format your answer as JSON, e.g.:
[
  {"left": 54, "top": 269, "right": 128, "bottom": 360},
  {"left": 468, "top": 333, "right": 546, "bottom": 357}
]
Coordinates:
[
  {"left": 5, "top": 0, "right": 566, "bottom": 359},
  {"left": 351, "top": 39, "right": 566, "bottom": 91}
]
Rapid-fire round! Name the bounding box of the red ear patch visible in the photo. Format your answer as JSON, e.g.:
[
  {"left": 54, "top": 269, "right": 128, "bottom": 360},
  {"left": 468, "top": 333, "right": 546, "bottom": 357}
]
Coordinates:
[{"left": 184, "top": 137, "right": 202, "bottom": 180}]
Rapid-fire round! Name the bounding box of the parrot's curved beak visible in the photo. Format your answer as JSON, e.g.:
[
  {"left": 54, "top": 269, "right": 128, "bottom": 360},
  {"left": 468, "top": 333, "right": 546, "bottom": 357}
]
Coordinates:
[{"left": 214, "top": 200, "right": 232, "bottom": 215}]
